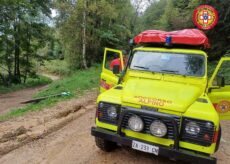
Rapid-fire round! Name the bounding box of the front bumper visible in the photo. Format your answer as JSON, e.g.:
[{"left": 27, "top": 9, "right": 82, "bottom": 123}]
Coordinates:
[{"left": 91, "top": 127, "right": 217, "bottom": 164}]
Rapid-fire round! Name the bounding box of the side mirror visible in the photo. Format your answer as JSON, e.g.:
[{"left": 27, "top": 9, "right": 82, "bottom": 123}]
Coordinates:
[
  {"left": 217, "top": 75, "right": 225, "bottom": 87},
  {"left": 129, "top": 39, "right": 135, "bottom": 47},
  {"left": 113, "top": 65, "right": 120, "bottom": 75}
]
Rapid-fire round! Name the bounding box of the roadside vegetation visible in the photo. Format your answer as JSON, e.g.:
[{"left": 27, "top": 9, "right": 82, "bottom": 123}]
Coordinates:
[
  {"left": 0, "top": 75, "right": 52, "bottom": 94},
  {"left": 0, "top": 64, "right": 101, "bottom": 121},
  {"left": 40, "top": 60, "right": 71, "bottom": 77},
  {"left": 208, "top": 61, "right": 218, "bottom": 78}
]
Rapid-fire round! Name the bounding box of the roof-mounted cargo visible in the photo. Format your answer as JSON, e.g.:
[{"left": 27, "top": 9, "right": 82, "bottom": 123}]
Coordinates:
[{"left": 134, "top": 29, "right": 210, "bottom": 48}]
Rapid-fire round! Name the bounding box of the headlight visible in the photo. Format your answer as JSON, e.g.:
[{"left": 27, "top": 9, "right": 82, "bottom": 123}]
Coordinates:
[
  {"left": 99, "top": 102, "right": 104, "bottom": 109},
  {"left": 107, "top": 106, "right": 117, "bottom": 119},
  {"left": 97, "top": 102, "right": 120, "bottom": 124},
  {"left": 185, "top": 121, "right": 200, "bottom": 135},
  {"left": 150, "top": 120, "right": 167, "bottom": 137},
  {"left": 128, "top": 115, "right": 144, "bottom": 132},
  {"left": 182, "top": 118, "right": 215, "bottom": 146}
]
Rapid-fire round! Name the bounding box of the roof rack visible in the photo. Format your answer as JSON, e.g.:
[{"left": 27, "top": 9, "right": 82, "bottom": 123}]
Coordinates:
[{"left": 134, "top": 29, "right": 210, "bottom": 49}]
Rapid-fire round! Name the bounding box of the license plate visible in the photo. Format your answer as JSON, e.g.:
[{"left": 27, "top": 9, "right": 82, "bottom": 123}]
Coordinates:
[{"left": 132, "top": 140, "right": 159, "bottom": 155}]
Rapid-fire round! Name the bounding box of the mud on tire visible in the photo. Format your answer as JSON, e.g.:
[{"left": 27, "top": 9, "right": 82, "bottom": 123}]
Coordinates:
[{"left": 95, "top": 137, "right": 117, "bottom": 152}]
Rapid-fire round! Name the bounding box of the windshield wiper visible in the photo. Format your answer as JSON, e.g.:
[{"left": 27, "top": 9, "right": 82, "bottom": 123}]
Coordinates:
[
  {"left": 133, "top": 65, "right": 149, "bottom": 70},
  {"left": 160, "top": 69, "right": 179, "bottom": 73}
]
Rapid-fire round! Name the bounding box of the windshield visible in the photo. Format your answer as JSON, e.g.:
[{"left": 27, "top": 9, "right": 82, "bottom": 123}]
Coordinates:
[{"left": 130, "top": 51, "right": 205, "bottom": 77}]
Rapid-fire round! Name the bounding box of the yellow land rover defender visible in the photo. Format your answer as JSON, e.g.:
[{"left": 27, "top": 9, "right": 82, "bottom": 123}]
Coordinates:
[{"left": 91, "top": 29, "right": 230, "bottom": 164}]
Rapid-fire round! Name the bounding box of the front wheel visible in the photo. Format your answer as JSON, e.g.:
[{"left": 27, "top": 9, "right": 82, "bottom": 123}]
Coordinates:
[{"left": 95, "top": 137, "right": 117, "bottom": 152}]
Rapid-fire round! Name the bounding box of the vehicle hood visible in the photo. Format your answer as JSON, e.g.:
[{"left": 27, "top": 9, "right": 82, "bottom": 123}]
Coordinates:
[{"left": 122, "top": 78, "right": 202, "bottom": 113}]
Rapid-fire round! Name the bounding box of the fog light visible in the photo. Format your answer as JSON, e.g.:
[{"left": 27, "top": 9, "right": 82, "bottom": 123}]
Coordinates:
[
  {"left": 128, "top": 115, "right": 144, "bottom": 132},
  {"left": 107, "top": 106, "right": 117, "bottom": 119},
  {"left": 185, "top": 121, "right": 200, "bottom": 135},
  {"left": 150, "top": 120, "right": 167, "bottom": 137}
]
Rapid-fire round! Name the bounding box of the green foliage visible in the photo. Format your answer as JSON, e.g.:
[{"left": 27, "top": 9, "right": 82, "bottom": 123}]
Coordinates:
[
  {"left": 0, "top": 64, "right": 101, "bottom": 121},
  {"left": 36, "top": 64, "right": 100, "bottom": 98},
  {"left": 207, "top": 61, "right": 218, "bottom": 78},
  {"left": 139, "top": 0, "right": 197, "bottom": 31},
  {"left": 40, "top": 60, "right": 71, "bottom": 76},
  {"left": 55, "top": 0, "right": 134, "bottom": 69},
  {"left": 0, "top": 0, "right": 52, "bottom": 85},
  {"left": 204, "top": 0, "right": 230, "bottom": 59},
  {"left": 157, "top": 0, "right": 176, "bottom": 30}
]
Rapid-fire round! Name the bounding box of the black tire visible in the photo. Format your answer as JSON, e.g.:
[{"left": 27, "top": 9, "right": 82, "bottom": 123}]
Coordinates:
[
  {"left": 215, "top": 125, "right": 221, "bottom": 152},
  {"left": 95, "top": 137, "right": 117, "bottom": 152}
]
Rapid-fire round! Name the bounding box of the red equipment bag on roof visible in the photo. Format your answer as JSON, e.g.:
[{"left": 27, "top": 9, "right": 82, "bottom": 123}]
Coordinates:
[{"left": 134, "top": 29, "right": 210, "bottom": 48}]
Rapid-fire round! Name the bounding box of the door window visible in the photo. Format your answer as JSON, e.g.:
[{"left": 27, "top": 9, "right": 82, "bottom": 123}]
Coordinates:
[
  {"left": 104, "top": 50, "right": 122, "bottom": 71},
  {"left": 212, "top": 60, "right": 230, "bottom": 86}
]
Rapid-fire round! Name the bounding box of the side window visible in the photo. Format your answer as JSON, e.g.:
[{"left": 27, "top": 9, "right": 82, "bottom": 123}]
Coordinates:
[
  {"left": 213, "top": 60, "right": 230, "bottom": 86},
  {"left": 104, "top": 50, "right": 122, "bottom": 71}
]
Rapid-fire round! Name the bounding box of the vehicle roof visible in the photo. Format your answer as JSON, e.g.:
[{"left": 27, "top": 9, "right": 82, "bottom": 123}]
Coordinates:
[{"left": 133, "top": 47, "right": 208, "bottom": 58}]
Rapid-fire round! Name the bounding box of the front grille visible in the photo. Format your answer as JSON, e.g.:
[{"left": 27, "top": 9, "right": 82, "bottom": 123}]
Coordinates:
[
  {"left": 181, "top": 118, "right": 215, "bottom": 146},
  {"left": 121, "top": 112, "right": 180, "bottom": 139},
  {"left": 98, "top": 102, "right": 120, "bottom": 124}
]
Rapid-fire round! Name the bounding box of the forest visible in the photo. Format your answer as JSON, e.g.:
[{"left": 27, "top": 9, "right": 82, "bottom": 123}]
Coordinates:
[{"left": 0, "top": 0, "right": 230, "bottom": 87}]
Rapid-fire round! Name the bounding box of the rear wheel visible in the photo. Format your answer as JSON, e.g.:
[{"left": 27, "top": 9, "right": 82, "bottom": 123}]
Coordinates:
[{"left": 95, "top": 137, "right": 117, "bottom": 152}]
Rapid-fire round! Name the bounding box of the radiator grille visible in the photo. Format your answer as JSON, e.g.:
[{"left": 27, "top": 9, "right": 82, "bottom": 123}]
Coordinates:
[{"left": 98, "top": 102, "right": 120, "bottom": 124}]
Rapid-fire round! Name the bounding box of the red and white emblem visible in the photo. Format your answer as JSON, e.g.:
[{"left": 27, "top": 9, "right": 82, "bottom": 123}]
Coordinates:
[
  {"left": 193, "top": 5, "right": 218, "bottom": 30},
  {"left": 216, "top": 101, "right": 230, "bottom": 113}
]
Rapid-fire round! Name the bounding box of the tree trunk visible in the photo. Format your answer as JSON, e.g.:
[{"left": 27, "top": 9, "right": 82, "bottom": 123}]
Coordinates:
[
  {"left": 14, "top": 19, "right": 21, "bottom": 84},
  {"left": 82, "top": 0, "right": 88, "bottom": 69},
  {"left": 6, "top": 42, "right": 12, "bottom": 85},
  {"left": 131, "top": 0, "right": 142, "bottom": 33},
  {"left": 24, "top": 24, "right": 30, "bottom": 83}
]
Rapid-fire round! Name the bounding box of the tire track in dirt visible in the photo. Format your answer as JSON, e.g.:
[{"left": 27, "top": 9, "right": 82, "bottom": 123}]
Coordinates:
[{"left": 0, "top": 91, "right": 96, "bottom": 157}]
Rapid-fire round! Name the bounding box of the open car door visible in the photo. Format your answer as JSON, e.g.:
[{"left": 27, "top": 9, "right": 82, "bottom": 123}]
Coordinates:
[
  {"left": 208, "top": 57, "right": 230, "bottom": 120},
  {"left": 99, "top": 48, "right": 124, "bottom": 93}
]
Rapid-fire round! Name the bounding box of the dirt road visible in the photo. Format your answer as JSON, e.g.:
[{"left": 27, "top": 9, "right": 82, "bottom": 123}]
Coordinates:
[
  {"left": 0, "top": 91, "right": 229, "bottom": 164},
  {"left": 0, "top": 85, "right": 47, "bottom": 115},
  {"left": 0, "top": 73, "right": 59, "bottom": 115}
]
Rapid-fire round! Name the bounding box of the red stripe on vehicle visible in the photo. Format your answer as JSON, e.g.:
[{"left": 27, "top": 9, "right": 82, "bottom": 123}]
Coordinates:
[
  {"left": 213, "top": 130, "right": 219, "bottom": 143},
  {"left": 100, "top": 80, "right": 113, "bottom": 90},
  {"left": 213, "top": 103, "right": 218, "bottom": 110}
]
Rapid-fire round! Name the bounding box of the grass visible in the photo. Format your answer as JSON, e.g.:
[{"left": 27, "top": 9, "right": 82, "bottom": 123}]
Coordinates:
[
  {"left": 40, "top": 60, "right": 71, "bottom": 76},
  {"left": 0, "top": 64, "right": 101, "bottom": 121},
  {"left": 0, "top": 75, "right": 52, "bottom": 94},
  {"left": 36, "top": 64, "right": 100, "bottom": 98}
]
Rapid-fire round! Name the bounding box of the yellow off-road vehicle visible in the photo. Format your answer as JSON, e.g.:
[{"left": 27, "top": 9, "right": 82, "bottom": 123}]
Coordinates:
[{"left": 91, "top": 29, "right": 230, "bottom": 163}]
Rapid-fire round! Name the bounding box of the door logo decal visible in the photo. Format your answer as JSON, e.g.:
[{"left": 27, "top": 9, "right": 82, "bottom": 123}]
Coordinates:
[{"left": 216, "top": 100, "right": 230, "bottom": 113}]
